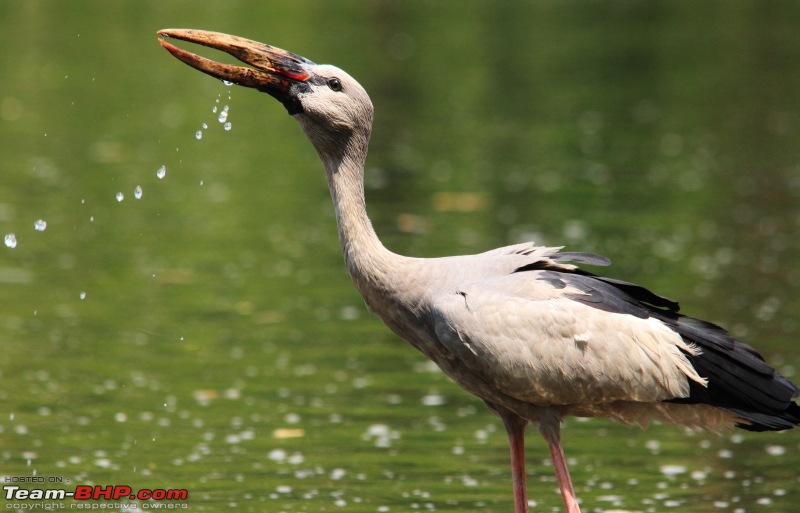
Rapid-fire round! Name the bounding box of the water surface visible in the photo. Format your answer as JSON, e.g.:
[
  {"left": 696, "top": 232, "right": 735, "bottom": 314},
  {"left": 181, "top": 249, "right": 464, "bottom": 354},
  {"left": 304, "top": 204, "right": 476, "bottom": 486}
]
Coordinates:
[{"left": 1, "top": 2, "right": 799, "bottom": 512}]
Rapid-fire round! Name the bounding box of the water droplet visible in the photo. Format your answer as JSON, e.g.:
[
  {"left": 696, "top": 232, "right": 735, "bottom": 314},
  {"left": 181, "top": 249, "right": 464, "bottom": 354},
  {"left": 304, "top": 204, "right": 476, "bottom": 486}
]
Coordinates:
[
  {"left": 222, "top": 80, "right": 233, "bottom": 86},
  {"left": 115, "top": 192, "right": 124, "bottom": 202},
  {"left": 218, "top": 105, "right": 229, "bottom": 123},
  {"left": 79, "top": 291, "right": 86, "bottom": 300},
  {"left": 202, "top": 122, "right": 208, "bottom": 129},
  {"left": 134, "top": 186, "right": 143, "bottom": 200},
  {"left": 4, "top": 233, "right": 17, "bottom": 248},
  {"left": 223, "top": 122, "right": 232, "bottom": 131},
  {"left": 34, "top": 219, "right": 47, "bottom": 231},
  {"left": 195, "top": 130, "right": 203, "bottom": 140},
  {"left": 156, "top": 165, "right": 166, "bottom": 179},
  {"left": 212, "top": 106, "right": 218, "bottom": 113}
]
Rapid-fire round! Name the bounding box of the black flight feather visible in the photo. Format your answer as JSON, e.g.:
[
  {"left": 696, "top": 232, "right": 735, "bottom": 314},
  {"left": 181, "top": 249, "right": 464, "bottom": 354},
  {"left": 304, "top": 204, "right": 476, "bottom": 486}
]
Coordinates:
[
  {"left": 549, "top": 251, "right": 611, "bottom": 267},
  {"left": 514, "top": 254, "right": 800, "bottom": 432}
]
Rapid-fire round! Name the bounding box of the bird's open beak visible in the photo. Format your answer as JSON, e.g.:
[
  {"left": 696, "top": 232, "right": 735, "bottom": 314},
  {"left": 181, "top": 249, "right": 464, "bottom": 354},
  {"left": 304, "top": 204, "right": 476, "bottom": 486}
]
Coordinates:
[{"left": 158, "top": 29, "right": 313, "bottom": 114}]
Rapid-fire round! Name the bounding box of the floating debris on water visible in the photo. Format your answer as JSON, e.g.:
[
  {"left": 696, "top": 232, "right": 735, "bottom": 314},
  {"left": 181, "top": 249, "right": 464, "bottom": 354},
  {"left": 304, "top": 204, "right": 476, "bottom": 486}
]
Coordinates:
[
  {"left": 115, "top": 192, "right": 124, "bottom": 202},
  {"left": 34, "top": 219, "right": 47, "bottom": 231},
  {"left": 4, "top": 233, "right": 17, "bottom": 248},
  {"left": 94, "top": 457, "right": 112, "bottom": 469},
  {"left": 193, "top": 389, "right": 218, "bottom": 406},
  {"left": 267, "top": 448, "right": 287, "bottom": 463},
  {"left": 766, "top": 444, "right": 787, "bottom": 456},
  {"left": 421, "top": 393, "right": 446, "bottom": 406},
  {"left": 272, "top": 428, "right": 305, "bottom": 439},
  {"left": 156, "top": 165, "right": 166, "bottom": 179},
  {"left": 134, "top": 185, "right": 143, "bottom": 199},
  {"left": 362, "top": 423, "right": 399, "bottom": 448},
  {"left": 659, "top": 464, "right": 687, "bottom": 477}
]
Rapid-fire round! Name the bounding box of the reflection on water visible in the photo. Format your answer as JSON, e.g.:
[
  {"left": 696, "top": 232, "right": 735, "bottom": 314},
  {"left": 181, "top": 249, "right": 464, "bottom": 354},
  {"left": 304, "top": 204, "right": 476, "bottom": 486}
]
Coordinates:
[{"left": 1, "top": 2, "right": 799, "bottom": 512}]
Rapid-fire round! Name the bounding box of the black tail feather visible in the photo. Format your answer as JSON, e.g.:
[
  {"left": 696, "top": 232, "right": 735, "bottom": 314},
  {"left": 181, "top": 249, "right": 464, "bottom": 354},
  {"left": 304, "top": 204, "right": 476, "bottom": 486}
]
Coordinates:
[
  {"left": 654, "top": 310, "right": 799, "bottom": 432},
  {"left": 526, "top": 251, "right": 800, "bottom": 432}
]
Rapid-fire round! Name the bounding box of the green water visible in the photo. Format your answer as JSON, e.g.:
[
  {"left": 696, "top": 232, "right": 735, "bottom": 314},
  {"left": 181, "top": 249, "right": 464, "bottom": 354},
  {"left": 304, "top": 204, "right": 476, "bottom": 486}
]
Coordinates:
[{"left": 2, "top": 2, "right": 799, "bottom": 512}]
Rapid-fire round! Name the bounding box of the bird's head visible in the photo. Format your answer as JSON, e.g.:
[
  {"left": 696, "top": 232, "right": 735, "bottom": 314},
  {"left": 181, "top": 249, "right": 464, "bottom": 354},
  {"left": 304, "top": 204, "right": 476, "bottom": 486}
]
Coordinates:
[{"left": 158, "top": 29, "right": 373, "bottom": 159}]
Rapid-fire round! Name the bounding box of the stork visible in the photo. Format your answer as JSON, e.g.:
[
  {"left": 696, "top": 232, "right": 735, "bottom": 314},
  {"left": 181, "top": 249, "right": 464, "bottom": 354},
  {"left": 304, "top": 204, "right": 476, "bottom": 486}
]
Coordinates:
[{"left": 157, "top": 29, "right": 800, "bottom": 513}]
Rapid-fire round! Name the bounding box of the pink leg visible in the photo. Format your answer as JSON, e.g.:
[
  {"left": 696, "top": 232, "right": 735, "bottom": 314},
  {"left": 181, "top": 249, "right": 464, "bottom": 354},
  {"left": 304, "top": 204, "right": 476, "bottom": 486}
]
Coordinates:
[
  {"left": 498, "top": 409, "right": 529, "bottom": 513},
  {"left": 538, "top": 421, "right": 581, "bottom": 513}
]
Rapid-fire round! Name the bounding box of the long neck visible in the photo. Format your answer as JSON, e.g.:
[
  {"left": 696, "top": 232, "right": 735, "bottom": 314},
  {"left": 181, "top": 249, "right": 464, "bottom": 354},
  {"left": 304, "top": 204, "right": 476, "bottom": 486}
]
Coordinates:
[
  {"left": 328, "top": 152, "right": 389, "bottom": 280},
  {"left": 303, "top": 121, "right": 397, "bottom": 289}
]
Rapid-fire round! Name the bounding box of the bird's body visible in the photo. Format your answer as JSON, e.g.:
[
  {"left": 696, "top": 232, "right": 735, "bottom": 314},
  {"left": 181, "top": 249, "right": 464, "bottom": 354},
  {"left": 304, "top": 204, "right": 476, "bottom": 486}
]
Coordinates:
[
  {"left": 349, "top": 244, "right": 715, "bottom": 422},
  {"left": 159, "top": 30, "right": 800, "bottom": 513}
]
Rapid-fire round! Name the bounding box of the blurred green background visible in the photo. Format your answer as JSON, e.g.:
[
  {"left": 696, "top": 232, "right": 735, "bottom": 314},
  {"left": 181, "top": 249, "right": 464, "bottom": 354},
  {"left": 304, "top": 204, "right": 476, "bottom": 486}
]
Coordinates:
[{"left": 1, "top": 1, "right": 799, "bottom": 512}]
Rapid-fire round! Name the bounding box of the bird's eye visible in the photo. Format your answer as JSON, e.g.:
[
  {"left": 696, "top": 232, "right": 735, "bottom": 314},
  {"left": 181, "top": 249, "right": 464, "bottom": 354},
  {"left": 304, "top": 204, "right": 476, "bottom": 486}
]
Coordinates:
[{"left": 327, "top": 78, "right": 342, "bottom": 92}]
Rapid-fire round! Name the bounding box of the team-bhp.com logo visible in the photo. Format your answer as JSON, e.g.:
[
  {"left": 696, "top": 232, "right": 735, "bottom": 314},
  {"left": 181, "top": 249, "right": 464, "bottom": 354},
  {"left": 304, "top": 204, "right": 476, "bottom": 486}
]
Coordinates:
[{"left": 3, "top": 478, "right": 188, "bottom": 509}]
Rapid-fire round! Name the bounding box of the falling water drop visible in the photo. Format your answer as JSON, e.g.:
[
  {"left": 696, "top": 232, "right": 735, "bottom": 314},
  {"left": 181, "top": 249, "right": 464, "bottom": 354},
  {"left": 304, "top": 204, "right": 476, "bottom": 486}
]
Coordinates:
[
  {"left": 218, "top": 105, "right": 229, "bottom": 123},
  {"left": 156, "top": 165, "right": 166, "bottom": 179},
  {"left": 34, "top": 220, "right": 47, "bottom": 231},
  {"left": 195, "top": 130, "right": 203, "bottom": 140},
  {"left": 222, "top": 80, "right": 233, "bottom": 86},
  {"left": 202, "top": 122, "right": 208, "bottom": 129},
  {"left": 79, "top": 291, "right": 87, "bottom": 300},
  {"left": 115, "top": 192, "right": 124, "bottom": 202},
  {"left": 224, "top": 122, "right": 232, "bottom": 131},
  {"left": 4, "top": 233, "right": 17, "bottom": 248},
  {"left": 134, "top": 186, "right": 143, "bottom": 200}
]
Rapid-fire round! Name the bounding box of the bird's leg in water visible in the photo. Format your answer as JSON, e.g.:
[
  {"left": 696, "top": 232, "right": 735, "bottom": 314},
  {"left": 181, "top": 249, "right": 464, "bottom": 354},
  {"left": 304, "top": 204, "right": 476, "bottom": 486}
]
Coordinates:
[
  {"left": 538, "top": 420, "right": 581, "bottom": 513},
  {"left": 498, "top": 409, "right": 529, "bottom": 513}
]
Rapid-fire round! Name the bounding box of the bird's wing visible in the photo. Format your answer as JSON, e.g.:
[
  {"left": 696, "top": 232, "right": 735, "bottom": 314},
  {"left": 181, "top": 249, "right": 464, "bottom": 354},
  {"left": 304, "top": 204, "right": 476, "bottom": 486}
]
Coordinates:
[
  {"left": 429, "top": 257, "right": 800, "bottom": 430},
  {"left": 477, "top": 241, "right": 612, "bottom": 268},
  {"left": 535, "top": 264, "right": 799, "bottom": 430},
  {"left": 429, "top": 268, "right": 703, "bottom": 407}
]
